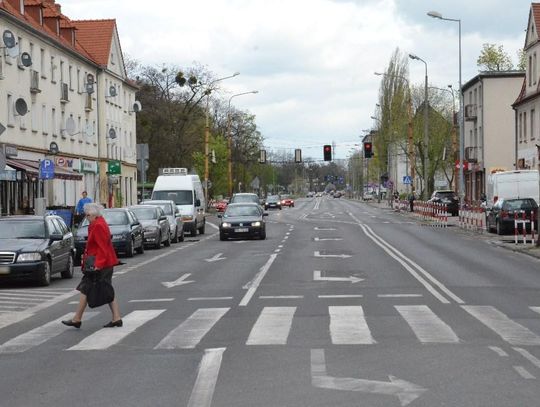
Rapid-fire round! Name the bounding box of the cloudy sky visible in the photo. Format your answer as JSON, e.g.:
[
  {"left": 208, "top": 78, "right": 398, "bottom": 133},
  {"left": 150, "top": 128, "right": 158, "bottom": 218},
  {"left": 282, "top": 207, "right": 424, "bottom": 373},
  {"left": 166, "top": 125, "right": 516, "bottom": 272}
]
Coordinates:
[{"left": 62, "top": 0, "right": 532, "bottom": 160}]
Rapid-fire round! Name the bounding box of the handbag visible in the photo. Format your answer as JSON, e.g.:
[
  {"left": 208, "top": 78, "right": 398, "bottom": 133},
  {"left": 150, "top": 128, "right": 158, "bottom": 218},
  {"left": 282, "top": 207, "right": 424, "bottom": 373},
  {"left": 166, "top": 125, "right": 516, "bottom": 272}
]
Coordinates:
[
  {"left": 82, "top": 255, "right": 96, "bottom": 274},
  {"left": 86, "top": 272, "right": 115, "bottom": 308}
]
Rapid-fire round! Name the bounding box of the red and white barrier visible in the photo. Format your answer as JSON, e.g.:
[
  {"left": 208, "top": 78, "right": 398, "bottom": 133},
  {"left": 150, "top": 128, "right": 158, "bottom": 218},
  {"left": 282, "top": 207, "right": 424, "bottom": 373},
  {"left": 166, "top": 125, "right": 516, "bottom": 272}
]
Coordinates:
[
  {"left": 514, "top": 210, "right": 536, "bottom": 245},
  {"left": 411, "top": 200, "right": 448, "bottom": 227},
  {"left": 458, "top": 205, "right": 485, "bottom": 233}
]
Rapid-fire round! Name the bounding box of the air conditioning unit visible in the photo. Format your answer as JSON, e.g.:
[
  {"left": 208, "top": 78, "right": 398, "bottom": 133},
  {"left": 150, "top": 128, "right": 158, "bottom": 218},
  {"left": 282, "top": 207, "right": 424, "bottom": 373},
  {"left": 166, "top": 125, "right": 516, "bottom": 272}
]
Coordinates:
[
  {"left": 30, "top": 70, "right": 40, "bottom": 93},
  {"left": 60, "top": 82, "right": 69, "bottom": 103},
  {"left": 464, "top": 104, "right": 477, "bottom": 120}
]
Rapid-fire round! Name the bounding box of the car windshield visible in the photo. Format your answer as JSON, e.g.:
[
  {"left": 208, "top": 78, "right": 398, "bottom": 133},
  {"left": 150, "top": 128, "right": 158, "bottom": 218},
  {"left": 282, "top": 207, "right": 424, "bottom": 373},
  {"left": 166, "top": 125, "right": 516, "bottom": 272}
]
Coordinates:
[
  {"left": 103, "top": 211, "right": 129, "bottom": 225},
  {"left": 144, "top": 202, "right": 173, "bottom": 215},
  {"left": 152, "top": 190, "right": 193, "bottom": 205},
  {"left": 131, "top": 207, "right": 157, "bottom": 220},
  {"left": 435, "top": 192, "right": 456, "bottom": 199},
  {"left": 231, "top": 195, "right": 258, "bottom": 203},
  {"left": 0, "top": 220, "right": 46, "bottom": 239},
  {"left": 225, "top": 206, "right": 261, "bottom": 217},
  {"left": 504, "top": 199, "right": 536, "bottom": 210},
  {"left": 267, "top": 195, "right": 280, "bottom": 202}
]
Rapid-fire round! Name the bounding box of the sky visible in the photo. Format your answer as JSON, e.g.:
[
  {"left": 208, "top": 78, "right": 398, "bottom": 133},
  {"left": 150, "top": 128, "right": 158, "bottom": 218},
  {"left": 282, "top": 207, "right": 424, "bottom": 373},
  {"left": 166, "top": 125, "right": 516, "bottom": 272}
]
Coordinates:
[{"left": 61, "top": 0, "right": 533, "bottom": 160}]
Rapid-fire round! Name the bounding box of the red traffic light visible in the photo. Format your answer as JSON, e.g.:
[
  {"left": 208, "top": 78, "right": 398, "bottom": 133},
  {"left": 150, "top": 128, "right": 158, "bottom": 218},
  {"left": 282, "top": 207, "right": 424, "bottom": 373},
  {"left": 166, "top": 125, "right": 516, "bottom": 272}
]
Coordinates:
[
  {"left": 323, "top": 145, "right": 332, "bottom": 161},
  {"left": 364, "top": 142, "right": 373, "bottom": 158}
]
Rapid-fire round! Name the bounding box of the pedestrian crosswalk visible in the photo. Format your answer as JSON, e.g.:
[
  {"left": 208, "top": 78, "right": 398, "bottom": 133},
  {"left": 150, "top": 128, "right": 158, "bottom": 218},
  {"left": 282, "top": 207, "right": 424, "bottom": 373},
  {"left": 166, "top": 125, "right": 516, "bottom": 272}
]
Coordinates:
[
  {"left": 2, "top": 304, "right": 540, "bottom": 353},
  {"left": 0, "top": 288, "right": 75, "bottom": 313}
]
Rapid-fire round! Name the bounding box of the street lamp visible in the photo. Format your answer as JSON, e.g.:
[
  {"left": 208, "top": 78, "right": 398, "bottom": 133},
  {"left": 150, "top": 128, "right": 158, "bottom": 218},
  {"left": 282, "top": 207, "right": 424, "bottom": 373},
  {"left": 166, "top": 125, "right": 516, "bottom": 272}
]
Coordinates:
[
  {"left": 409, "top": 53, "right": 429, "bottom": 199},
  {"left": 204, "top": 72, "right": 240, "bottom": 205},
  {"left": 428, "top": 10, "right": 464, "bottom": 204},
  {"left": 374, "top": 72, "right": 415, "bottom": 194},
  {"left": 226, "top": 90, "right": 259, "bottom": 197}
]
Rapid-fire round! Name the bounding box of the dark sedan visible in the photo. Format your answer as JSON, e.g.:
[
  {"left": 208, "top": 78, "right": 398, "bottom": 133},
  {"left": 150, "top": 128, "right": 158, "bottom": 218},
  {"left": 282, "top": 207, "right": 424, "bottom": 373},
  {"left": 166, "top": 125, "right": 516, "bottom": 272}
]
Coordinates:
[
  {"left": 264, "top": 195, "right": 282, "bottom": 210},
  {"left": 218, "top": 203, "right": 268, "bottom": 241},
  {"left": 428, "top": 190, "right": 460, "bottom": 216},
  {"left": 129, "top": 205, "right": 171, "bottom": 249},
  {"left": 486, "top": 197, "right": 538, "bottom": 235},
  {"left": 0, "top": 215, "right": 75, "bottom": 286},
  {"left": 74, "top": 208, "right": 144, "bottom": 264}
]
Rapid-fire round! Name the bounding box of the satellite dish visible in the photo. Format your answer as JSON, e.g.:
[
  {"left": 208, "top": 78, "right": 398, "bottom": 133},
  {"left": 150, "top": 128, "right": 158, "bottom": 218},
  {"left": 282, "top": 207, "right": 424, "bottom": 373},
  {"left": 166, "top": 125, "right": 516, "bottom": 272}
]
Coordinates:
[
  {"left": 84, "top": 123, "right": 94, "bottom": 138},
  {"left": 2, "top": 30, "right": 15, "bottom": 48},
  {"left": 49, "top": 142, "right": 59, "bottom": 155},
  {"left": 20, "top": 52, "right": 32, "bottom": 67},
  {"left": 132, "top": 101, "right": 142, "bottom": 113},
  {"left": 108, "top": 85, "right": 117, "bottom": 97},
  {"left": 108, "top": 128, "right": 117, "bottom": 139},
  {"left": 14, "top": 98, "right": 28, "bottom": 116},
  {"left": 65, "top": 117, "right": 76, "bottom": 136}
]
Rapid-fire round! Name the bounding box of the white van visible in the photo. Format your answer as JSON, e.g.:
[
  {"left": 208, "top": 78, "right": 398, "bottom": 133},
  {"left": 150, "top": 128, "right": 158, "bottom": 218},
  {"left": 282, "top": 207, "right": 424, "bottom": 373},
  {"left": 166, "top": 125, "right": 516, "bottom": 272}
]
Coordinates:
[
  {"left": 151, "top": 168, "right": 206, "bottom": 235},
  {"left": 486, "top": 170, "right": 539, "bottom": 206}
]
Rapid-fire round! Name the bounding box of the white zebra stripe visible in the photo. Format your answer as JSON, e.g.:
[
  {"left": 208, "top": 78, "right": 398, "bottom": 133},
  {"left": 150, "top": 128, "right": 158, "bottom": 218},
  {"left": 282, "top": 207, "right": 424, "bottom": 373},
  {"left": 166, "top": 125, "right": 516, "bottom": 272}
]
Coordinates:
[
  {"left": 396, "top": 305, "right": 459, "bottom": 343},
  {"left": 329, "top": 306, "right": 375, "bottom": 345},
  {"left": 246, "top": 307, "right": 296, "bottom": 345}
]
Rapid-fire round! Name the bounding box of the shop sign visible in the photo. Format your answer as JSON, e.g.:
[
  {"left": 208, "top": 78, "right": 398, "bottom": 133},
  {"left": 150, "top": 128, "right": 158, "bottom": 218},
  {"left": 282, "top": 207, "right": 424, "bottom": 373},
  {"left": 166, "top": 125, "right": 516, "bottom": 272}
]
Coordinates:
[
  {"left": 55, "top": 156, "right": 76, "bottom": 168},
  {"left": 0, "top": 169, "right": 16, "bottom": 181},
  {"left": 80, "top": 159, "right": 98, "bottom": 173},
  {"left": 3, "top": 144, "right": 18, "bottom": 158}
]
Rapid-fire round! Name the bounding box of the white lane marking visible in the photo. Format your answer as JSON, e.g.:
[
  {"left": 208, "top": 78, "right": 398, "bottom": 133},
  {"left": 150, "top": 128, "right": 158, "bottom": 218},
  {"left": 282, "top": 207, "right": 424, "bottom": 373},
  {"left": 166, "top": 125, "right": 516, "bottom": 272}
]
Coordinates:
[
  {"left": 239, "top": 254, "right": 278, "bottom": 307},
  {"left": 319, "top": 294, "right": 363, "bottom": 299},
  {"left": 162, "top": 273, "right": 194, "bottom": 288},
  {"left": 313, "top": 270, "right": 363, "bottom": 283},
  {"left": 278, "top": 245, "right": 283, "bottom": 248},
  {"left": 314, "top": 227, "right": 336, "bottom": 231},
  {"left": 188, "top": 297, "right": 234, "bottom": 301},
  {"left": 462, "top": 306, "right": 540, "bottom": 346},
  {"left": 314, "top": 251, "right": 351, "bottom": 259},
  {"left": 489, "top": 346, "right": 508, "bottom": 357},
  {"left": 513, "top": 347, "right": 540, "bottom": 369},
  {"left": 0, "top": 293, "right": 57, "bottom": 299},
  {"left": 378, "top": 294, "right": 423, "bottom": 298},
  {"left": 530, "top": 306, "right": 540, "bottom": 315},
  {"left": 275, "top": 249, "right": 281, "bottom": 253},
  {"left": 68, "top": 310, "right": 165, "bottom": 351},
  {"left": 0, "top": 312, "right": 99, "bottom": 354},
  {"left": 314, "top": 237, "right": 343, "bottom": 241},
  {"left": 246, "top": 307, "right": 296, "bottom": 345},
  {"left": 129, "top": 298, "right": 175, "bottom": 303},
  {"left": 329, "top": 306, "right": 375, "bottom": 344},
  {"left": 155, "top": 308, "right": 229, "bottom": 350},
  {"left": 206, "top": 221, "right": 220, "bottom": 230},
  {"left": 187, "top": 348, "right": 225, "bottom": 407},
  {"left": 396, "top": 305, "right": 459, "bottom": 343},
  {"left": 514, "top": 366, "right": 535, "bottom": 379},
  {"left": 259, "top": 295, "right": 304, "bottom": 299},
  {"left": 205, "top": 253, "right": 226, "bottom": 262}
]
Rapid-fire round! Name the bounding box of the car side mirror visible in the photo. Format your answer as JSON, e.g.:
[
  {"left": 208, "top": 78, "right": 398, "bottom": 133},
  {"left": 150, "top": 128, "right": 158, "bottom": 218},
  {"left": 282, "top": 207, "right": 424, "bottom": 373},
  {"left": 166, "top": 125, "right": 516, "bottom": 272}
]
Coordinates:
[
  {"left": 263, "top": 213, "right": 269, "bottom": 217},
  {"left": 217, "top": 214, "right": 222, "bottom": 218},
  {"left": 132, "top": 222, "right": 140, "bottom": 227},
  {"left": 159, "top": 215, "right": 167, "bottom": 221},
  {"left": 49, "top": 233, "right": 63, "bottom": 241},
  {"left": 196, "top": 199, "right": 201, "bottom": 207}
]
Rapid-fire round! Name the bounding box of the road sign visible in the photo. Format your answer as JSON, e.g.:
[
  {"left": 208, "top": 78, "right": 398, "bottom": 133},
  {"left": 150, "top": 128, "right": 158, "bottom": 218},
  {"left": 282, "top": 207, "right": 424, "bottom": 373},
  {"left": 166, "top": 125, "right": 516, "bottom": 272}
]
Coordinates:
[
  {"left": 108, "top": 160, "right": 121, "bottom": 175},
  {"left": 39, "top": 159, "right": 55, "bottom": 179},
  {"left": 0, "top": 122, "right": 6, "bottom": 137},
  {"left": 403, "top": 176, "right": 412, "bottom": 185}
]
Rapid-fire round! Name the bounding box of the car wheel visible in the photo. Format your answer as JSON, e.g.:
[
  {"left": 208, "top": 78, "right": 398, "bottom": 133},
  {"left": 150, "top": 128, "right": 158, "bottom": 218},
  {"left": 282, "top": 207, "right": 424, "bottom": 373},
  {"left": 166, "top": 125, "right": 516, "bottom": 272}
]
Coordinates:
[
  {"left": 496, "top": 219, "right": 504, "bottom": 235},
  {"left": 260, "top": 230, "right": 266, "bottom": 240},
  {"left": 74, "top": 254, "right": 82, "bottom": 267},
  {"left": 38, "top": 260, "right": 51, "bottom": 286},
  {"left": 154, "top": 233, "right": 162, "bottom": 249},
  {"left": 219, "top": 232, "right": 227, "bottom": 241},
  {"left": 61, "top": 254, "right": 74, "bottom": 279},
  {"left": 126, "top": 238, "right": 135, "bottom": 257},
  {"left": 136, "top": 240, "right": 144, "bottom": 254},
  {"left": 198, "top": 221, "right": 206, "bottom": 235},
  {"left": 172, "top": 229, "right": 179, "bottom": 243},
  {"left": 164, "top": 233, "right": 171, "bottom": 247},
  {"left": 178, "top": 229, "right": 185, "bottom": 242}
]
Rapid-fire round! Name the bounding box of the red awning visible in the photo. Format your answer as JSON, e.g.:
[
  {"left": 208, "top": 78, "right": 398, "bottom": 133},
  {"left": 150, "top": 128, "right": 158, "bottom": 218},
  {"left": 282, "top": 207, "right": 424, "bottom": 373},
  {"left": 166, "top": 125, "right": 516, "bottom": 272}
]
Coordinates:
[{"left": 6, "top": 159, "right": 83, "bottom": 181}]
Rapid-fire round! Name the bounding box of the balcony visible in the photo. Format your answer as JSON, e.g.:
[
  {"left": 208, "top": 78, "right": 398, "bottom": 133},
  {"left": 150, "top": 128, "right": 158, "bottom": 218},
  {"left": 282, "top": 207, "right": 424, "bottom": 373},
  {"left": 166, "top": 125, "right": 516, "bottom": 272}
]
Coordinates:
[{"left": 464, "top": 104, "right": 477, "bottom": 121}]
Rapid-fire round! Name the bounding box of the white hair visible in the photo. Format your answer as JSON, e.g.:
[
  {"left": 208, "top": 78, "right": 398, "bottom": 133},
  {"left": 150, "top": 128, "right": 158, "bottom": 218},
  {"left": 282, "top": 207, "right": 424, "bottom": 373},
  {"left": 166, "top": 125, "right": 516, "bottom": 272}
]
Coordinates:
[{"left": 84, "top": 202, "right": 103, "bottom": 217}]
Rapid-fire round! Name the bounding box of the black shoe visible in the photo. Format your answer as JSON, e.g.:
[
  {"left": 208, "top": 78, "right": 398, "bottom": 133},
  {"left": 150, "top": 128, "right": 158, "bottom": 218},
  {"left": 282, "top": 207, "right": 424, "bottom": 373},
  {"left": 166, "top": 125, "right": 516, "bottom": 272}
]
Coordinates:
[
  {"left": 103, "top": 319, "right": 123, "bottom": 328},
  {"left": 62, "top": 320, "right": 81, "bottom": 329}
]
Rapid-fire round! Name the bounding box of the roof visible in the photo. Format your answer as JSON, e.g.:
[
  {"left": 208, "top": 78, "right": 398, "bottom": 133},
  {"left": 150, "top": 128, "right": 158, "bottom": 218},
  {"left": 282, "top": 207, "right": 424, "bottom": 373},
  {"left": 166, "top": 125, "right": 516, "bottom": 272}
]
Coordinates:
[
  {"left": 462, "top": 70, "right": 525, "bottom": 92},
  {"left": 71, "top": 19, "right": 115, "bottom": 67}
]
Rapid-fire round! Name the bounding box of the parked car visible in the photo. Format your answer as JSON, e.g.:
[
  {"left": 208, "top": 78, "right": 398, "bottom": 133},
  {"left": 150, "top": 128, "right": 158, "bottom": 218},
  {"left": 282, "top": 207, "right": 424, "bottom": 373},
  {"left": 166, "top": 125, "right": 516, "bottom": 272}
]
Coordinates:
[
  {"left": 215, "top": 199, "right": 229, "bottom": 212},
  {"left": 281, "top": 195, "right": 295, "bottom": 207},
  {"left": 0, "top": 215, "right": 75, "bottom": 286},
  {"left": 229, "top": 193, "right": 260, "bottom": 205},
  {"left": 265, "top": 195, "right": 282, "bottom": 210},
  {"left": 428, "top": 190, "right": 460, "bottom": 216},
  {"left": 75, "top": 208, "right": 144, "bottom": 263},
  {"left": 486, "top": 198, "right": 538, "bottom": 235},
  {"left": 129, "top": 205, "right": 171, "bottom": 249},
  {"left": 142, "top": 199, "right": 185, "bottom": 243},
  {"left": 218, "top": 203, "right": 268, "bottom": 240}
]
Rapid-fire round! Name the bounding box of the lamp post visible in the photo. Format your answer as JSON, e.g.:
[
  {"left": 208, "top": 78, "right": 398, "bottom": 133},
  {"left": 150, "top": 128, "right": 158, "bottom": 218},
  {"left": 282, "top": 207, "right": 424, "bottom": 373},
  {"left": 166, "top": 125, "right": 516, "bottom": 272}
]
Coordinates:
[
  {"left": 204, "top": 72, "right": 240, "bottom": 206},
  {"left": 370, "top": 115, "right": 383, "bottom": 202},
  {"left": 409, "top": 53, "right": 429, "bottom": 199},
  {"left": 428, "top": 10, "right": 464, "bottom": 204},
  {"left": 374, "top": 72, "right": 415, "bottom": 194},
  {"left": 226, "top": 90, "right": 259, "bottom": 197}
]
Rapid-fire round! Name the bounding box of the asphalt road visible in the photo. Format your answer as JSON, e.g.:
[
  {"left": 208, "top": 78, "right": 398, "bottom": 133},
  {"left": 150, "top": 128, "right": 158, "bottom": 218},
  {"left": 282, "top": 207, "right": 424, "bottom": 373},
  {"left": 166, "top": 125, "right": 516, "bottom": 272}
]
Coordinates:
[{"left": 1, "top": 196, "right": 540, "bottom": 406}]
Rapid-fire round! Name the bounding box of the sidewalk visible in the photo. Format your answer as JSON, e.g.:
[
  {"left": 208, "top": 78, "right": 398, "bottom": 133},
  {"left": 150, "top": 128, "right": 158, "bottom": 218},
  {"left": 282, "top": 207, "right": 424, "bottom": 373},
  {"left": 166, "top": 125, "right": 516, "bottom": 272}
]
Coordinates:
[{"left": 358, "top": 198, "right": 540, "bottom": 260}]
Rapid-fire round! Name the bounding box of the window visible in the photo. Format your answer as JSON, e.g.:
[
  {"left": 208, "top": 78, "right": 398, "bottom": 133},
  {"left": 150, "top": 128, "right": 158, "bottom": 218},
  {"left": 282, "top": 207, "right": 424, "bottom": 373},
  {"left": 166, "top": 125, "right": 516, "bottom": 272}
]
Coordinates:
[
  {"left": 77, "top": 68, "right": 81, "bottom": 93},
  {"left": 532, "top": 109, "right": 536, "bottom": 140},
  {"left": 40, "top": 48, "right": 45, "bottom": 77},
  {"left": 60, "top": 60, "right": 64, "bottom": 84},
  {"left": 69, "top": 65, "right": 73, "bottom": 90},
  {"left": 519, "top": 112, "right": 523, "bottom": 143},
  {"left": 51, "top": 108, "right": 57, "bottom": 136},
  {"left": 524, "top": 111, "right": 528, "bottom": 141},
  {"left": 535, "top": 53, "right": 538, "bottom": 85},
  {"left": 42, "top": 104, "right": 48, "bottom": 135},
  {"left": 7, "top": 94, "right": 14, "bottom": 126},
  {"left": 31, "top": 100, "right": 38, "bottom": 132},
  {"left": 50, "top": 55, "right": 56, "bottom": 82},
  {"left": 529, "top": 56, "right": 533, "bottom": 86}
]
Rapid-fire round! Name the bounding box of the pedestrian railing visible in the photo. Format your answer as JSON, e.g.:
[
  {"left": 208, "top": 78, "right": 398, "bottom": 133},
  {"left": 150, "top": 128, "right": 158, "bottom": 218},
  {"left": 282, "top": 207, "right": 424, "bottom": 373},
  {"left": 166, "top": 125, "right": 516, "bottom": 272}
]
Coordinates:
[
  {"left": 458, "top": 205, "right": 485, "bottom": 233},
  {"left": 513, "top": 210, "right": 536, "bottom": 245}
]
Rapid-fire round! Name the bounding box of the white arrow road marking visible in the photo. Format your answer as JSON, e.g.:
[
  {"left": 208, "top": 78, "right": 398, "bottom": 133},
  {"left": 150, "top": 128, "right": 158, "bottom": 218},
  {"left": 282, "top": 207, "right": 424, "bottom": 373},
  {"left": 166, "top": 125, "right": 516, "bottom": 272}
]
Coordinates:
[
  {"left": 313, "top": 270, "right": 363, "bottom": 283},
  {"left": 314, "top": 237, "right": 343, "bottom": 241},
  {"left": 310, "top": 349, "right": 427, "bottom": 406},
  {"left": 314, "top": 251, "right": 351, "bottom": 259},
  {"left": 205, "top": 253, "right": 226, "bottom": 262},
  {"left": 187, "top": 348, "right": 226, "bottom": 407},
  {"left": 162, "top": 273, "right": 195, "bottom": 288}
]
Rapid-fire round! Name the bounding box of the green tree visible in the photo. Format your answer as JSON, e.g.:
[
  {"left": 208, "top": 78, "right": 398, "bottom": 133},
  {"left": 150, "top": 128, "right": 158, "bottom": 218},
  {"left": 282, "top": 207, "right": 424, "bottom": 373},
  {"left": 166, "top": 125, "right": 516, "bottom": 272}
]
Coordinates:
[{"left": 477, "top": 43, "right": 514, "bottom": 71}]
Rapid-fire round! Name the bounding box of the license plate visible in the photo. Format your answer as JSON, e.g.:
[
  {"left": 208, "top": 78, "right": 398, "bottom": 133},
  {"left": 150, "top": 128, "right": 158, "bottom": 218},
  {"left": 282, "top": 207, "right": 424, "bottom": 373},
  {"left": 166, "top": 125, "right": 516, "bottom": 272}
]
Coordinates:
[{"left": 235, "top": 228, "right": 249, "bottom": 233}]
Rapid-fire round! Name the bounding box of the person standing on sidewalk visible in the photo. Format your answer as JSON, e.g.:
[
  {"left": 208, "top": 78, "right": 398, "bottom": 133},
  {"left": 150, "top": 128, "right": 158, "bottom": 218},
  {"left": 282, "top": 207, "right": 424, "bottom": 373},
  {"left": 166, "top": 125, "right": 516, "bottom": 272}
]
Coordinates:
[
  {"left": 62, "top": 203, "right": 122, "bottom": 329},
  {"left": 75, "top": 191, "right": 92, "bottom": 226}
]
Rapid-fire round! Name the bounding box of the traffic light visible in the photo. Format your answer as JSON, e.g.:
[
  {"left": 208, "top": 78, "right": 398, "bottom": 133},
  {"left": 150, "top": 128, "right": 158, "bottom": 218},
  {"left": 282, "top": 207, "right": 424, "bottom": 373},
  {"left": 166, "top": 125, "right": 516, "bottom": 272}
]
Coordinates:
[
  {"left": 364, "top": 142, "right": 373, "bottom": 158},
  {"left": 323, "top": 145, "right": 332, "bottom": 161}
]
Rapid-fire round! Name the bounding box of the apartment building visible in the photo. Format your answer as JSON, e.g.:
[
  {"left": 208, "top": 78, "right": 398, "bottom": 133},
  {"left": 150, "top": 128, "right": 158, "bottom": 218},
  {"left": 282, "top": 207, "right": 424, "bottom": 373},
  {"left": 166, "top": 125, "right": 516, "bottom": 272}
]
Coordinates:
[{"left": 0, "top": 0, "right": 139, "bottom": 216}]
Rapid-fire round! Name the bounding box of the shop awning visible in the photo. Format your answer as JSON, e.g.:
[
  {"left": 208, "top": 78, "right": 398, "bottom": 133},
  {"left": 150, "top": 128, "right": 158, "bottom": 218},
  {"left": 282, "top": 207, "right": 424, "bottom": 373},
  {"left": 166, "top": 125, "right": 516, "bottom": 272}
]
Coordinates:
[{"left": 6, "top": 158, "right": 83, "bottom": 181}]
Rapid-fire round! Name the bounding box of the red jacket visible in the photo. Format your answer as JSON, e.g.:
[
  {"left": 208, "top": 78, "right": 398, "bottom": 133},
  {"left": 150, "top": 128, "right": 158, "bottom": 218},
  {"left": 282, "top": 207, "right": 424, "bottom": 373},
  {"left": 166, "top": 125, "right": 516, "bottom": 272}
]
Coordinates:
[{"left": 85, "top": 216, "right": 118, "bottom": 270}]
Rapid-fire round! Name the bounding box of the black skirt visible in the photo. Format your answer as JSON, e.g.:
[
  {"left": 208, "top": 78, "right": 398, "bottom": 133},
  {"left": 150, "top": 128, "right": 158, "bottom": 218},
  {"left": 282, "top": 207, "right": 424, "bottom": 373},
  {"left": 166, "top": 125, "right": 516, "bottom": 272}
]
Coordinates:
[{"left": 77, "top": 267, "right": 114, "bottom": 296}]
